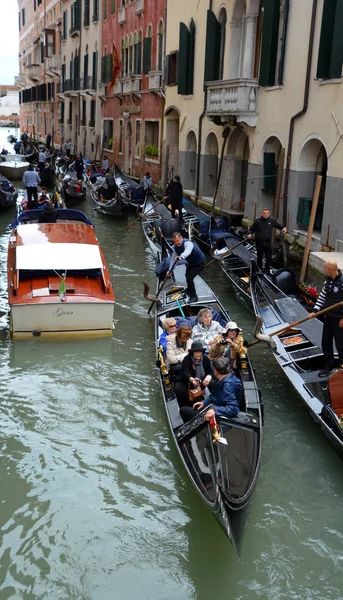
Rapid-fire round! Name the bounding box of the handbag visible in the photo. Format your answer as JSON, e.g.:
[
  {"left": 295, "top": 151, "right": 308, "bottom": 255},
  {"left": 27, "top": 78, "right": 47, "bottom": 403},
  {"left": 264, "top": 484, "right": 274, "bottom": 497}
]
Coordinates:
[{"left": 188, "top": 383, "right": 203, "bottom": 402}]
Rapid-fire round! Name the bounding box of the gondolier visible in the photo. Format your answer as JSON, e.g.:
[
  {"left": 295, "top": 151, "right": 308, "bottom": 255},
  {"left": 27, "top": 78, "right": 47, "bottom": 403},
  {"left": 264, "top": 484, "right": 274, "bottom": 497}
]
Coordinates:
[
  {"left": 309, "top": 260, "right": 343, "bottom": 376},
  {"left": 247, "top": 208, "right": 287, "bottom": 273},
  {"left": 163, "top": 175, "right": 183, "bottom": 223},
  {"left": 22, "top": 164, "right": 41, "bottom": 209},
  {"left": 167, "top": 232, "right": 205, "bottom": 303}
]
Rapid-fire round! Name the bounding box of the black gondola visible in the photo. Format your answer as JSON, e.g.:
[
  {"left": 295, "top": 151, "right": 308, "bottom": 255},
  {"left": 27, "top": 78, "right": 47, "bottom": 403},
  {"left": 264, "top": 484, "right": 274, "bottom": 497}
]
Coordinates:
[
  {"left": 250, "top": 260, "right": 343, "bottom": 457},
  {"left": 114, "top": 163, "right": 146, "bottom": 209},
  {"left": 0, "top": 174, "right": 18, "bottom": 208},
  {"left": 90, "top": 184, "right": 130, "bottom": 216},
  {"left": 144, "top": 262, "right": 262, "bottom": 552},
  {"left": 39, "top": 165, "right": 56, "bottom": 187},
  {"left": 58, "top": 170, "right": 86, "bottom": 205}
]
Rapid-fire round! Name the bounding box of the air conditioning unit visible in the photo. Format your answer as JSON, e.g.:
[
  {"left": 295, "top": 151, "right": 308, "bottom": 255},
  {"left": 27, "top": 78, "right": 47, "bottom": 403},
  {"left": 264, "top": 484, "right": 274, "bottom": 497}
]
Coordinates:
[{"left": 335, "top": 239, "right": 343, "bottom": 252}]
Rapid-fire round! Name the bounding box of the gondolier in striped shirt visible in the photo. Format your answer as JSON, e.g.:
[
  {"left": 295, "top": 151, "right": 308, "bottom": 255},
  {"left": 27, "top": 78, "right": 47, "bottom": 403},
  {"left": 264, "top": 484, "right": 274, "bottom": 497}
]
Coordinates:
[
  {"left": 309, "top": 260, "right": 343, "bottom": 376},
  {"left": 167, "top": 232, "right": 205, "bottom": 303},
  {"left": 22, "top": 164, "right": 41, "bottom": 209}
]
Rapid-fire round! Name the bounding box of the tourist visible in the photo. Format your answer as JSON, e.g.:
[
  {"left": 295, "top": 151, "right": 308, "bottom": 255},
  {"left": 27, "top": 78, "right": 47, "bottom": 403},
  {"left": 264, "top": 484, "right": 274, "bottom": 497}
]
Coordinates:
[
  {"left": 191, "top": 308, "right": 224, "bottom": 351},
  {"left": 175, "top": 341, "right": 213, "bottom": 408}
]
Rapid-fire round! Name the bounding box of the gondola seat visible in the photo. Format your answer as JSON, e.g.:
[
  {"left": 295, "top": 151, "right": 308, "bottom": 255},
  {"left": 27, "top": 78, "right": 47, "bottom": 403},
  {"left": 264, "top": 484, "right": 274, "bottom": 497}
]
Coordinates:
[
  {"left": 154, "top": 218, "right": 180, "bottom": 238},
  {"left": 328, "top": 370, "right": 343, "bottom": 419},
  {"left": 175, "top": 309, "right": 227, "bottom": 330},
  {"left": 272, "top": 269, "right": 298, "bottom": 297}
]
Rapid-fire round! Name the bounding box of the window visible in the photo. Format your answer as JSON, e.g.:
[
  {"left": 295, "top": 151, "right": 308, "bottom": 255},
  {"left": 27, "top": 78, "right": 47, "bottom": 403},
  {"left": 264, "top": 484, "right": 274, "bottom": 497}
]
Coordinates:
[
  {"left": 34, "top": 0, "right": 37, "bottom": 11},
  {"left": 258, "top": 0, "right": 289, "bottom": 87},
  {"left": 177, "top": 19, "right": 195, "bottom": 95},
  {"left": 317, "top": 0, "right": 343, "bottom": 79},
  {"left": 101, "top": 53, "right": 112, "bottom": 82},
  {"left": 119, "top": 120, "right": 123, "bottom": 153},
  {"left": 84, "top": 0, "right": 90, "bottom": 26},
  {"left": 22, "top": 8, "right": 26, "bottom": 27},
  {"left": 63, "top": 11, "right": 67, "bottom": 39},
  {"left": 60, "top": 102, "right": 65, "bottom": 124},
  {"left": 89, "top": 99, "right": 96, "bottom": 127},
  {"left": 129, "top": 34, "right": 133, "bottom": 74},
  {"left": 103, "top": 120, "right": 113, "bottom": 150},
  {"left": 19, "top": 12, "right": 20, "bottom": 31},
  {"left": 93, "top": 0, "right": 99, "bottom": 22},
  {"left": 157, "top": 21, "right": 164, "bottom": 71},
  {"left": 135, "top": 31, "right": 142, "bottom": 74},
  {"left": 92, "top": 51, "right": 98, "bottom": 87},
  {"left": 145, "top": 121, "right": 159, "bottom": 158},
  {"left": 166, "top": 52, "right": 178, "bottom": 85},
  {"left": 218, "top": 8, "right": 227, "bottom": 80},
  {"left": 143, "top": 26, "right": 152, "bottom": 74},
  {"left": 135, "top": 120, "right": 141, "bottom": 156},
  {"left": 111, "top": 0, "right": 115, "bottom": 14},
  {"left": 45, "top": 30, "right": 55, "bottom": 57},
  {"left": 204, "top": 9, "right": 221, "bottom": 83},
  {"left": 68, "top": 102, "right": 72, "bottom": 125},
  {"left": 104, "top": 0, "right": 108, "bottom": 20},
  {"left": 81, "top": 99, "right": 86, "bottom": 126}
]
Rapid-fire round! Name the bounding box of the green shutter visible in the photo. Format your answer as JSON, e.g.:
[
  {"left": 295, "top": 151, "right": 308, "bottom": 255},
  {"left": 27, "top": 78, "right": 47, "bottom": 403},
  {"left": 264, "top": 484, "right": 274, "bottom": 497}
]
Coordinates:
[
  {"left": 165, "top": 54, "right": 170, "bottom": 85},
  {"left": 329, "top": 0, "right": 343, "bottom": 78},
  {"left": 259, "top": 0, "right": 280, "bottom": 87},
  {"left": 189, "top": 20, "right": 196, "bottom": 95},
  {"left": 143, "top": 37, "right": 152, "bottom": 74},
  {"left": 178, "top": 23, "right": 190, "bottom": 95},
  {"left": 263, "top": 153, "right": 276, "bottom": 193},
  {"left": 101, "top": 56, "right": 106, "bottom": 82},
  {"left": 317, "top": 0, "right": 337, "bottom": 78},
  {"left": 204, "top": 10, "right": 221, "bottom": 83},
  {"left": 105, "top": 53, "right": 112, "bottom": 82}
]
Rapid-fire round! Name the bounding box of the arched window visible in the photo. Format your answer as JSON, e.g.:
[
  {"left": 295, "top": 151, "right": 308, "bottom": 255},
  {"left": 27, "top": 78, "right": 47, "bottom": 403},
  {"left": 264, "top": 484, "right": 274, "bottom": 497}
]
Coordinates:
[
  {"left": 228, "top": 0, "right": 246, "bottom": 79},
  {"left": 129, "top": 33, "right": 133, "bottom": 74},
  {"left": 143, "top": 25, "right": 152, "bottom": 74},
  {"left": 121, "top": 39, "right": 125, "bottom": 77},
  {"left": 218, "top": 8, "right": 227, "bottom": 80},
  {"left": 125, "top": 36, "right": 129, "bottom": 76},
  {"left": 157, "top": 20, "right": 164, "bottom": 71}
]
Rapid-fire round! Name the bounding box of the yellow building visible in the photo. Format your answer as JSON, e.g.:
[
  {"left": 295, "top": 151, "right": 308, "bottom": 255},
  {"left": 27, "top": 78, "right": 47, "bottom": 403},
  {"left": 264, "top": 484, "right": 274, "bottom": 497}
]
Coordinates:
[
  {"left": 165, "top": 0, "right": 343, "bottom": 250},
  {"left": 17, "top": 0, "right": 62, "bottom": 148}
]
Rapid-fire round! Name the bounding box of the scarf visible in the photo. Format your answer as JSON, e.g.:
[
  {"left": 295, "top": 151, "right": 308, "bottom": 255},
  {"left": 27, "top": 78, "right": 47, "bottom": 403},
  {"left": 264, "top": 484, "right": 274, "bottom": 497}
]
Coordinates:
[{"left": 192, "top": 356, "right": 205, "bottom": 382}]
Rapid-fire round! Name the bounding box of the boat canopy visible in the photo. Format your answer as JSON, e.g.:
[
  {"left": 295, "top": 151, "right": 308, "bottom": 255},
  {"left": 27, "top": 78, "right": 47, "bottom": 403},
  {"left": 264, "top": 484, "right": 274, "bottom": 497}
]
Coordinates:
[{"left": 16, "top": 243, "right": 103, "bottom": 271}]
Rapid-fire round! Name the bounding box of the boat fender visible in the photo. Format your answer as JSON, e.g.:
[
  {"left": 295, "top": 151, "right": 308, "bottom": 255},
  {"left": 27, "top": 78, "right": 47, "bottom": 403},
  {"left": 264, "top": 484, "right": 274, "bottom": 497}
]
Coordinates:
[{"left": 32, "top": 330, "right": 41, "bottom": 337}]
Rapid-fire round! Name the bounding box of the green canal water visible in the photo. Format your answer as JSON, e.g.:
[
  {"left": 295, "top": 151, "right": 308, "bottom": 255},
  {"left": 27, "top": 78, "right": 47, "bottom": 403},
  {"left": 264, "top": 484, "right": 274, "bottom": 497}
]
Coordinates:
[{"left": 0, "top": 128, "right": 342, "bottom": 600}]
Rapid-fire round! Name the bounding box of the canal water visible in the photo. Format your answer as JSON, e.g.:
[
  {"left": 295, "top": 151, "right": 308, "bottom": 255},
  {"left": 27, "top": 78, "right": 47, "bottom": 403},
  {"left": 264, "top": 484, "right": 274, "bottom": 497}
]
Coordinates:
[{"left": 0, "top": 128, "right": 342, "bottom": 600}]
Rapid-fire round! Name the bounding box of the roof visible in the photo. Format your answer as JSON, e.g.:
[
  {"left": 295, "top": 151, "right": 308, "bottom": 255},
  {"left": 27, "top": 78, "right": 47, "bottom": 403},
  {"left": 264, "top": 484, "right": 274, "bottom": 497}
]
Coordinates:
[
  {"left": 16, "top": 243, "right": 103, "bottom": 270},
  {"left": 16, "top": 223, "right": 97, "bottom": 246}
]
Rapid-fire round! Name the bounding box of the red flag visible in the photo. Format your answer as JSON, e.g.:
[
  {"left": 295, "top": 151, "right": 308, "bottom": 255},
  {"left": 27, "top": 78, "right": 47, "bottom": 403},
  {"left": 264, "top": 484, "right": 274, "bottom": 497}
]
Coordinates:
[{"left": 109, "top": 43, "right": 122, "bottom": 90}]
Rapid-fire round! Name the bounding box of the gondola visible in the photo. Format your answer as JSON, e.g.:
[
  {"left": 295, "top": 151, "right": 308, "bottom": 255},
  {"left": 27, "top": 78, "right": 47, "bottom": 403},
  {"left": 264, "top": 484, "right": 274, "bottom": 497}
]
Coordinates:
[
  {"left": 58, "top": 169, "right": 86, "bottom": 205},
  {"left": 114, "top": 163, "right": 145, "bottom": 209},
  {"left": 143, "top": 261, "right": 262, "bottom": 553},
  {"left": 90, "top": 184, "right": 130, "bottom": 216},
  {"left": 250, "top": 260, "right": 343, "bottom": 457},
  {"left": 39, "top": 165, "right": 56, "bottom": 187},
  {"left": 0, "top": 174, "right": 18, "bottom": 208}
]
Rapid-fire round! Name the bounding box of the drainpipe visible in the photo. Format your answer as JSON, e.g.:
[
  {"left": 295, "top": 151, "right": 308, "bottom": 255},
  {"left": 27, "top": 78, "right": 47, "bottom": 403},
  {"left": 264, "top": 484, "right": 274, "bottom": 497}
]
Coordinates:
[
  {"left": 195, "top": 0, "right": 213, "bottom": 204},
  {"left": 282, "top": 0, "right": 318, "bottom": 225},
  {"left": 160, "top": 0, "right": 167, "bottom": 188}
]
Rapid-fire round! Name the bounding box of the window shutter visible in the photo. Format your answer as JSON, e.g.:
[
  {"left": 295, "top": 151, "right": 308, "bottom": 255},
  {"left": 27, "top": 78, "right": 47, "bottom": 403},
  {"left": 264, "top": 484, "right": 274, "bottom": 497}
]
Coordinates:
[
  {"left": 259, "top": 0, "right": 280, "bottom": 87},
  {"left": 178, "top": 23, "right": 190, "bottom": 95},
  {"left": 329, "top": 0, "right": 343, "bottom": 78},
  {"left": 165, "top": 54, "right": 170, "bottom": 85},
  {"left": 143, "top": 37, "right": 152, "bottom": 74},
  {"left": 84, "top": 53, "right": 88, "bottom": 78},
  {"left": 263, "top": 152, "right": 276, "bottom": 193},
  {"left": 105, "top": 53, "right": 112, "bottom": 82},
  {"left": 204, "top": 10, "right": 221, "bottom": 83},
  {"left": 101, "top": 56, "right": 106, "bottom": 82},
  {"left": 137, "top": 41, "right": 142, "bottom": 74},
  {"left": 317, "top": 0, "right": 337, "bottom": 78},
  {"left": 189, "top": 20, "right": 196, "bottom": 95},
  {"left": 40, "top": 42, "right": 44, "bottom": 63},
  {"left": 92, "top": 51, "right": 98, "bottom": 85}
]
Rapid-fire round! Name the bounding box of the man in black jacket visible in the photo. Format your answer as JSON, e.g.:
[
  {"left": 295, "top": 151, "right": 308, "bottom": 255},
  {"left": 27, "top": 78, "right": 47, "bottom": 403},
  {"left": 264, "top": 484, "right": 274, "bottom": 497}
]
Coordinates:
[
  {"left": 309, "top": 260, "right": 343, "bottom": 376},
  {"left": 163, "top": 175, "right": 183, "bottom": 224},
  {"left": 247, "top": 208, "right": 287, "bottom": 273}
]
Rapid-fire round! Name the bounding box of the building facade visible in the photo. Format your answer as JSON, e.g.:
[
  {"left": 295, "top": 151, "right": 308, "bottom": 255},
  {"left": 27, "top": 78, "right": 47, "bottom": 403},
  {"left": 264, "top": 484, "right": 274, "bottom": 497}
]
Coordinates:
[
  {"left": 58, "top": 0, "right": 103, "bottom": 158},
  {"left": 17, "top": 0, "right": 62, "bottom": 148},
  {"left": 101, "top": 0, "right": 166, "bottom": 184}
]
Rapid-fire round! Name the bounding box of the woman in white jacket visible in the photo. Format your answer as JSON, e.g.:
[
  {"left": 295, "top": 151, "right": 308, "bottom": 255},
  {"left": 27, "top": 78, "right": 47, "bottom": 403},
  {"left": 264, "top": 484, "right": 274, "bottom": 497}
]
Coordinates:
[{"left": 166, "top": 326, "right": 192, "bottom": 376}]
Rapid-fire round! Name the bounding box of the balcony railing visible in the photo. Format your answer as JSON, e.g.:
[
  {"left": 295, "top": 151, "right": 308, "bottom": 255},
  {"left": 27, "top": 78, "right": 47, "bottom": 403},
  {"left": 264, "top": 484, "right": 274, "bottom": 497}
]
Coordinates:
[
  {"left": 118, "top": 5, "right": 126, "bottom": 25},
  {"left": 26, "top": 64, "right": 41, "bottom": 82},
  {"left": 45, "top": 56, "right": 61, "bottom": 76},
  {"left": 206, "top": 78, "right": 259, "bottom": 127},
  {"left": 135, "top": 0, "right": 144, "bottom": 15},
  {"left": 115, "top": 75, "right": 142, "bottom": 94},
  {"left": 64, "top": 79, "right": 73, "bottom": 92},
  {"left": 83, "top": 75, "right": 96, "bottom": 90},
  {"left": 148, "top": 70, "right": 162, "bottom": 91}
]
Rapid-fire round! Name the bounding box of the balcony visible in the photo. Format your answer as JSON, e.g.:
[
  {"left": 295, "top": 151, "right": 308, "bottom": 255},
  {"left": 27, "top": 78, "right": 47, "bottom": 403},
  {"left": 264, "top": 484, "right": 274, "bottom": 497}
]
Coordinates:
[
  {"left": 73, "top": 77, "right": 83, "bottom": 91},
  {"left": 135, "top": 0, "right": 144, "bottom": 15},
  {"left": 206, "top": 78, "right": 259, "bottom": 127},
  {"left": 83, "top": 76, "right": 96, "bottom": 92},
  {"left": 118, "top": 5, "right": 126, "bottom": 25},
  {"left": 148, "top": 70, "right": 162, "bottom": 91},
  {"left": 14, "top": 74, "right": 27, "bottom": 88},
  {"left": 26, "top": 64, "right": 41, "bottom": 82},
  {"left": 45, "top": 56, "right": 61, "bottom": 76},
  {"left": 116, "top": 75, "right": 142, "bottom": 95}
]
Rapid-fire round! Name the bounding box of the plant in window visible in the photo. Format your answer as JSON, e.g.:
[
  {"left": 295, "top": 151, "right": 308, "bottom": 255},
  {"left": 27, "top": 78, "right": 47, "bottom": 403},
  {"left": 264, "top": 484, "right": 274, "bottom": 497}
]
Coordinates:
[
  {"left": 108, "top": 137, "right": 113, "bottom": 149},
  {"left": 145, "top": 144, "right": 158, "bottom": 157}
]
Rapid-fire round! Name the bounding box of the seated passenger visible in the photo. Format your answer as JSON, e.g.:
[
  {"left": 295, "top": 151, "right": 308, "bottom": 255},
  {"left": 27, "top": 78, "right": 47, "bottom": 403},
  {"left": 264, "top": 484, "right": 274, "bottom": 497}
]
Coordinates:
[
  {"left": 180, "top": 356, "right": 241, "bottom": 423},
  {"left": 174, "top": 341, "right": 213, "bottom": 408},
  {"left": 208, "top": 321, "right": 246, "bottom": 371},
  {"left": 166, "top": 326, "right": 192, "bottom": 377},
  {"left": 159, "top": 317, "right": 177, "bottom": 352},
  {"left": 39, "top": 200, "right": 58, "bottom": 223},
  {"left": 191, "top": 308, "right": 225, "bottom": 351}
]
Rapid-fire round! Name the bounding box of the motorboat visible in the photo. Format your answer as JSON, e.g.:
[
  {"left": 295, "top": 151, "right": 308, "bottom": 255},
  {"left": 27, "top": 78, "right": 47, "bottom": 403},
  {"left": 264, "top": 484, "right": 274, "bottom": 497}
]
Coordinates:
[
  {"left": 0, "top": 154, "right": 30, "bottom": 180},
  {"left": 8, "top": 209, "right": 115, "bottom": 337},
  {"left": 0, "top": 174, "right": 18, "bottom": 208},
  {"left": 143, "top": 261, "right": 262, "bottom": 553}
]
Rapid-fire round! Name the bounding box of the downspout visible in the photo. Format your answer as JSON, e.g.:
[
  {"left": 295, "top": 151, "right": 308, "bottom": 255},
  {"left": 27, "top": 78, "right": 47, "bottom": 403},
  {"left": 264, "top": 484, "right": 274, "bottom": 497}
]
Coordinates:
[
  {"left": 282, "top": 0, "right": 318, "bottom": 225},
  {"left": 160, "top": 0, "right": 167, "bottom": 188},
  {"left": 195, "top": 0, "right": 213, "bottom": 204}
]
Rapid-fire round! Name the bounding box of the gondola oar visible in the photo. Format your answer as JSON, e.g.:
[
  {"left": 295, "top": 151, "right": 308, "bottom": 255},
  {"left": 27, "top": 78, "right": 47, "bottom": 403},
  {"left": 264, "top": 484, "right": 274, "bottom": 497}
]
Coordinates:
[
  {"left": 124, "top": 199, "right": 164, "bottom": 230},
  {"left": 250, "top": 301, "right": 343, "bottom": 348},
  {"left": 205, "top": 238, "right": 249, "bottom": 268},
  {"left": 144, "top": 258, "right": 178, "bottom": 315}
]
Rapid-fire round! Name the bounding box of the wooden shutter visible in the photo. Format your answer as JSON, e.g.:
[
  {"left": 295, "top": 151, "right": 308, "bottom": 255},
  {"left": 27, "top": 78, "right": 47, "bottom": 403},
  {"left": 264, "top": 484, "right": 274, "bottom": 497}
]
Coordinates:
[
  {"left": 40, "top": 42, "right": 44, "bottom": 63},
  {"left": 137, "top": 41, "right": 142, "bottom": 74},
  {"left": 101, "top": 56, "right": 106, "bottom": 82},
  {"left": 84, "top": 0, "right": 90, "bottom": 26},
  {"left": 189, "top": 20, "right": 196, "bottom": 95},
  {"left": 105, "top": 53, "right": 112, "bottom": 82},
  {"left": 204, "top": 10, "right": 221, "bottom": 83},
  {"left": 259, "top": 0, "right": 280, "bottom": 87},
  {"left": 178, "top": 23, "right": 190, "bottom": 95},
  {"left": 317, "top": 0, "right": 337, "bottom": 78},
  {"left": 165, "top": 54, "right": 170, "bottom": 85},
  {"left": 92, "top": 51, "right": 97, "bottom": 85},
  {"left": 263, "top": 152, "right": 276, "bottom": 193},
  {"left": 329, "top": 0, "right": 343, "bottom": 78},
  {"left": 143, "top": 37, "right": 152, "bottom": 74}
]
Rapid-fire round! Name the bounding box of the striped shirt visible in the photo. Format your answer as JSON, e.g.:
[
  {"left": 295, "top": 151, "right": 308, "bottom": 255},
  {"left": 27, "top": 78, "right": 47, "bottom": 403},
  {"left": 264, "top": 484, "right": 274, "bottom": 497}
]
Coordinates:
[{"left": 22, "top": 170, "right": 41, "bottom": 188}]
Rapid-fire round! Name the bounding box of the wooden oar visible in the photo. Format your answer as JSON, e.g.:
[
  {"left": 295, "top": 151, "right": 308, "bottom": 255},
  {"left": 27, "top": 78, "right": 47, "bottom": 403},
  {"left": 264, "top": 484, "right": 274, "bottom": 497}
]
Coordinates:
[
  {"left": 205, "top": 237, "right": 249, "bottom": 268},
  {"left": 250, "top": 301, "right": 343, "bottom": 348},
  {"left": 144, "top": 259, "right": 178, "bottom": 314},
  {"left": 124, "top": 199, "right": 164, "bottom": 230}
]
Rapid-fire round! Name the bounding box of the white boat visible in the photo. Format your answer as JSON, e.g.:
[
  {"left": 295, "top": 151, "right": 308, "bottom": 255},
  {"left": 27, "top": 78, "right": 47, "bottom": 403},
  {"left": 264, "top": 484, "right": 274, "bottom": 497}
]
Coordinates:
[
  {"left": 8, "top": 209, "right": 116, "bottom": 337},
  {"left": 0, "top": 154, "right": 30, "bottom": 180}
]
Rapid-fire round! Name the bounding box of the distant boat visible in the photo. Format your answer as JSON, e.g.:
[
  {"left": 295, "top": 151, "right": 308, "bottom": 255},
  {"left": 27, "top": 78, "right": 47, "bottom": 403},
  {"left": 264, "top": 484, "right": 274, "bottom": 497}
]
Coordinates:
[
  {"left": 8, "top": 209, "right": 115, "bottom": 337},
  {"left": 0, "top": 174, "right": 18, "bottom": 208},
  {"left": 0, "top": 154, "right": 29, "bottom": 180}
]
